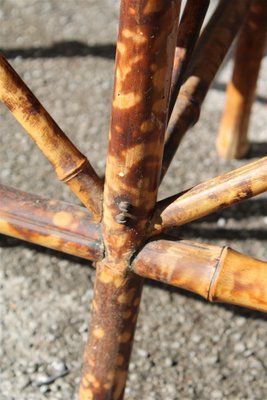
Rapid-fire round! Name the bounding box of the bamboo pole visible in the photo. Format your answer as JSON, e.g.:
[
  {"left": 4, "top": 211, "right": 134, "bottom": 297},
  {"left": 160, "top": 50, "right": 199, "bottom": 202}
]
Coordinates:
[
  {"left": 217, "top": 0, "right": 267, "bottom": 159},
  {"left": 0, "top": 184, "right": 103, "bottom": 261},
  {"left": 0, "top": 55, "right": 103, "bottom": 221},
  {"left": 150, "top": 156, "right": 267, "bottom": 235},
  {"left": 80, "top": 2, "right": 181, "bottom": 399},
  {"left": 168, "top": 0, "right": 210, "bottom": 119},
  {"left": 161, "top": 0, "right": 250, "bottom": 180},
  {"left": 2, "top": 186, "right": 266, "bottom": 313},
  {"left": 132, "top": 239, "right": 267, "bottom": 313}
]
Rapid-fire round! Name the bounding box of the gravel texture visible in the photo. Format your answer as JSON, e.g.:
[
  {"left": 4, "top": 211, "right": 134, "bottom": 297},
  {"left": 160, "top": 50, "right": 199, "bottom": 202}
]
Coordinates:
[{"left": 0, "top": 1, "right": 267, "bottom": 399}]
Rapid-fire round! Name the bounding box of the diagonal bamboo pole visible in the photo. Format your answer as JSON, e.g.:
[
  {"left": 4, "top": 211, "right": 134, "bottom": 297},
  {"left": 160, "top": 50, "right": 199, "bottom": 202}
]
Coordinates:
[
  {"left": 149, "top": 156, "right": 267, "bottom": 235},
  {"left": 80, "top": 1, "right": 181, "bottom": 399},
  {"left": 168, "top": 0, "right": 210, "bottom": 119},
  {"left": 217, "top": 0, "right": 267, "bottom": 159},
  {"left": 0, "top": 184, "right": 103, "bottom": 261},
  {"left": 0, "top": 55, "right": 103, "bottom": 221},
  {"left": 132, "top": 239, "right": 267, "bottom": 313},
  {"left": 161, "top": 0, "right": 250, "bottom": 180}
]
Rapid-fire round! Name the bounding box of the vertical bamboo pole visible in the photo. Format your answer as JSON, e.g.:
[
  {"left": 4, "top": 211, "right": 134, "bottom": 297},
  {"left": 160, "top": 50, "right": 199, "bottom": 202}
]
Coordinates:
[
  {"left": 80, "top": 1, "right": 180, "bottom": 399},
  {"left": 217, "top": 0, "right": 267, "bottom": 159}
]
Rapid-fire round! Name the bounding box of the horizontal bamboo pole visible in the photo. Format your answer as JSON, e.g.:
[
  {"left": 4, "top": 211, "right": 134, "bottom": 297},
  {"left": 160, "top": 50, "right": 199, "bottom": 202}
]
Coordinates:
[
  {"left": 0, "top": 184, "right": 103, "bottom": 261},
  {"left": 132, "top": 239, "right": 267, "bottom": 313},
  {"left": 150, "top": 157, "right": 267, "bottom": 235},
  {"left": 161, "top": 0, "right": 250, "bottom": 180},
  {"left": 0, "top": 54, "right": 103, "bottom": 221},
  {"left": 168, "top": 0, "right": 210, "bottom": 119},
  {"left": 1, "top": 186, "right": 266, "bottom": 313}
]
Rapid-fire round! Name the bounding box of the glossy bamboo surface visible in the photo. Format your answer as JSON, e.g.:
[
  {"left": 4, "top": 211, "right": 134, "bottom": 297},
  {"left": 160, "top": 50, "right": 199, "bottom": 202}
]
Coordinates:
[
  {"left": 132, "top": 239, "right": 267, "bottom": 313},
  {"left": 0, "top": 55, "right": 103, "bottom": 220},
  {"left": 150, "top": 157, "right": 267, "bottom": 235},
  {"left": 217, "top": 0, "right": 267, "bottom": 159},
  {"left": 161, "top": 0, "right": 250, "bottom": 179},
  {"left": 0, "top": 184, "right": 103, "bottom": 261}
]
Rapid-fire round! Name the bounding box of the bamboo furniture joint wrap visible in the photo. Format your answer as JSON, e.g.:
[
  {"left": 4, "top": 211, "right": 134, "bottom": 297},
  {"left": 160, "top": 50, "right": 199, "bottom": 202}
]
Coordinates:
[{"left": 0, "top": 0, "right": 266, "bottom": 399}]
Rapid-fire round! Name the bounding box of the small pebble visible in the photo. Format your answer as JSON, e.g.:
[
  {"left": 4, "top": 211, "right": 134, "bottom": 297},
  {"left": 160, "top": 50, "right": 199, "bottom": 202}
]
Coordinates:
[
  {"left": 51, "top": 360, "right": 67, "bottom": 373},
  {"left": 217, "top": 218, "right": 226, "bottom": 227}
]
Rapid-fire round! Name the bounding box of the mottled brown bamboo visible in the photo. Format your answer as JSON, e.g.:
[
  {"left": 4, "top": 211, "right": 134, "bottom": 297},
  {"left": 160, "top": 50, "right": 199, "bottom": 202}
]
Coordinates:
[
  {"left": 80, "top": 2, "right": 181, "bottom": 399},
  {"left": 161, "top": 0, "right": 250, "bottom": 180},
  {"left": 217, "top": 0, "right": 267, "bottom": 159},
  {"left": 168, "top": 0, "right": 210, "bottom": 118},
  {"left": 0, "top": 184, "right": 103, "bottom": 261},
  {"left": 150, "top": 156, "right": 267, "bottom": 235},
  {"left": 132, "top": 239, "right": 267, "bottom": 313},
  {"left": 0, "top": 54, "right": 103, "bottom": 220}
]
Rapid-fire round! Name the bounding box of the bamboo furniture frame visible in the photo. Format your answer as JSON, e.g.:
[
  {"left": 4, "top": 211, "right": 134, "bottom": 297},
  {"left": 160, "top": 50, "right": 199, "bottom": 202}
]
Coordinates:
[{"left": 0, "top": 1, "right": 266, "bottom": 399}]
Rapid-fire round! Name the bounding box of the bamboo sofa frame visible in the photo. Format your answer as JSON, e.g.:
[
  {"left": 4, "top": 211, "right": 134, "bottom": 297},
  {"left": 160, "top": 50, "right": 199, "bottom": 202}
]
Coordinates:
[{"left": 0, "top": 0, "right": 266, "bottom": 399}]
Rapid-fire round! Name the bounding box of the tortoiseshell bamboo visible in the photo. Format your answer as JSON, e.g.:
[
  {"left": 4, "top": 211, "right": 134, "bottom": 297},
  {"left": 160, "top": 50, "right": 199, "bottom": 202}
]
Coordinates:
[
  {"left": 0, "top": 184, "right": 103, "bottom": 261},
  {"left": 0, "top": 55, "right": 103, "bottom": 220},
  {"left": 217, "top": 0, "right": 267, "bottom": 159},
  {"left": 150, "top": 157, "right": 267, "bottom": 235},
  {"left": 168, "top": 0, "right": 210, "bottom": 119},
  {"left": 132, "top": 239, "right": 267, "bottom": 313},
  {"left": 161, "top": 0, "right": 250, "bottom": 180},
  {"left": 80, "top": 2, "right": 181, "bottom": 399}
]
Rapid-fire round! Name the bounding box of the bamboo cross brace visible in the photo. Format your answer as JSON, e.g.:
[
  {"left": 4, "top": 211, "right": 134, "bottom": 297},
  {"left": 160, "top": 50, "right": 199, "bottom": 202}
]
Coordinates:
[
  {"left": 168, "top": 0, "right": 210, "bottom": 119},
  {"left": 1, "top": 186, "right": 266, "bottom": 313},
  {"left": 0, "top": 54, "right": 103, "bottom": 221},
  {"left": 161, "top": 0, "right": 250, "bottom": 180},
  {"left": 150, "top": 156, "right": 267, "bottom": 235}
]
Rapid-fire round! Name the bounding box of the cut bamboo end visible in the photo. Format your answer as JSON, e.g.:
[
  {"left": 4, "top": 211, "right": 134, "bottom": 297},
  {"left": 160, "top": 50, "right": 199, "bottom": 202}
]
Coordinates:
[
  {"left": 132, "top": 239, "right": 267, "bottom": 313},
  {"left": 0, "top": 54, "right": 103, "bottom": 220}
]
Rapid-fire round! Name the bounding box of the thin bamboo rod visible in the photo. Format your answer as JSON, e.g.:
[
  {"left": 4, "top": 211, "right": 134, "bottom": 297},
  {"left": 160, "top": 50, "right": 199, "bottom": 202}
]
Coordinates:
[
  {"left": 0, "top": 55, "right": 103, "bottom": 221},
  {"left": 217, "top": 0, "right": 267, "bottom": 159},
  {"left": 0, "top": 184, "right": 103, "bottom": 261},
  {"left": 132, "top": 239, "right": 267, "bottom": 313},
  {"left": 80, "top": 2, "right": 181, "bottom": 399},
  {"left": 150, "top": 157, "right": 267, "bottom": 235},
  {"left": 161, "top": 0, "right": 250, "bottom": 180},
  {"left": 168, "top": 0, "right": 210, "bottom": 119}
]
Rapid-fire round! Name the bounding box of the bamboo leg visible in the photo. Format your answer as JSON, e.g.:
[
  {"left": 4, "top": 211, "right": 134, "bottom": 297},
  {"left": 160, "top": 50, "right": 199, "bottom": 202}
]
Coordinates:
[
  {"left": 0, "top": 184, "right": 102, "bottom": 260},
  {"left": 150, "top": 156, "right": 267, "bottom": 235},
  {"left": 168, "top": 0, "right": 210, "bottom": 119},
  {"left": 0, "top": 55, "right": 103, "bottom": 220},
  {"left": 132, "top": 239, "right": 267, "bottom": 313},
  {"left": 161, "top": 0, "right": 250, "bottom": 180},
  {"left": 217, "top": 0, "right": 267, "bottom": 159},
  {"left": 80, "top": 2, "right": 181, "bottom": 399}
]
